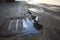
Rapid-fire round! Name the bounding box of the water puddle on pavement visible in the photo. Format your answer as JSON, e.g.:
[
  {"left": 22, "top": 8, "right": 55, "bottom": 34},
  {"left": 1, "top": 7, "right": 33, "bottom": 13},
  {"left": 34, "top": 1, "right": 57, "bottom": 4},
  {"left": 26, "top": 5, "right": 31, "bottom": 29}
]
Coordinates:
[
  {"left": 23, "top": 15, "right": 43, "bottom": 34},
  {"left": 0, "top": 15, "right": 43, "bottom": 38}
]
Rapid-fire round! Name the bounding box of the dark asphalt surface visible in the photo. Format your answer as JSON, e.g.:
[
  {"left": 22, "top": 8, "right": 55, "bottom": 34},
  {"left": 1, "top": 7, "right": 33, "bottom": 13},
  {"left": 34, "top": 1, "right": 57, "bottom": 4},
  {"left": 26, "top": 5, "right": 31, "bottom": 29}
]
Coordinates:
[
  {"left": 0, "top": 1, "right": 60, "bottom": 40},
  {"left": 0, "top": 2, "right": 42, "bottom": 40}
]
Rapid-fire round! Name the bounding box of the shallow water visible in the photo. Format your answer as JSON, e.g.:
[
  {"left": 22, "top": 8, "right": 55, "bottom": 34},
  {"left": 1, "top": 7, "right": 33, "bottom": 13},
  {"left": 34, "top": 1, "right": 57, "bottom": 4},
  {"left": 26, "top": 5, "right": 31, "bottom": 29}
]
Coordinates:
[{"left": 0, "top": 16, "right": 43, "bottom": 37}]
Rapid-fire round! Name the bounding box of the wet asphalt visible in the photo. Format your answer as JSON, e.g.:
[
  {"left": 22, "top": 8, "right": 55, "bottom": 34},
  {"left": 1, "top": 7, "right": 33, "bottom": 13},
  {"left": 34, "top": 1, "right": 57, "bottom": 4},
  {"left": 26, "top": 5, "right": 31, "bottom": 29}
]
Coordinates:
[{"left": 0, "top": 1, "right": 60, "bottom": 40}]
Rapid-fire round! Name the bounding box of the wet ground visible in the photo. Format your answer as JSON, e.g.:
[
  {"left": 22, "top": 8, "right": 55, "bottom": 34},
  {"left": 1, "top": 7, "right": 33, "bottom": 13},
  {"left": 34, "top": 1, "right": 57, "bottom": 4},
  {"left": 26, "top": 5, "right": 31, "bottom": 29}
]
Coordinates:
[
  {"left": 29, "top": 3, "right": 60, "bottom": 40},
  {"left": 0, "top": 1, "right": 60, "bottom": 40},
  {"left": 0, "top": 17, "right": 42, "bottom": 37},
  {"left": 0, "top": 2, "right": 44, "bottom": 40}
]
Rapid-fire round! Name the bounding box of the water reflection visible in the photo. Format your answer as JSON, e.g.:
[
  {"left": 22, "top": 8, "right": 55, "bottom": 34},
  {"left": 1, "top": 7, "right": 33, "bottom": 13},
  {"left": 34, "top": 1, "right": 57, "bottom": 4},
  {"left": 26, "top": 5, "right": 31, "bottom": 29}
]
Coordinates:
[
  {"left": 23, "top": 16, "right": 43, "bottom": 34},
  {"left": 0, "top": 16, "right": 43, "bottom": 37}
]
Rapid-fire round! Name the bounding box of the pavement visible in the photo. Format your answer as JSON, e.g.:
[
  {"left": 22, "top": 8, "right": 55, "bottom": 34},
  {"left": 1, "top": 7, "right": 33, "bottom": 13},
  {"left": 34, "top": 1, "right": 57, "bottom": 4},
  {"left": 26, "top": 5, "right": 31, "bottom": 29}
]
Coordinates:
[
  {"left": 0, "top": 2, "right": 44, "bottom": 40},
  {"left": 0, "top": 1, "right": 60, "bottom": 40},
  {"left": 29, "top": 3, "right": 60, "bottom": 40}
]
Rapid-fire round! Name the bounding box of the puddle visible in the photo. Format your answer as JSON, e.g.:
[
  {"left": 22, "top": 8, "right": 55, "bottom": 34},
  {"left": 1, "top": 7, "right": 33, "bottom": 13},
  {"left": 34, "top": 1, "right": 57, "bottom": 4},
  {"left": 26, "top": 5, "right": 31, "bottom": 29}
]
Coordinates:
[
  {"left": 0, "top": 16, "right": 43, "bottom": 38},
  {"left": 23, "top": 16, "right": 43, "bottom": 34}
]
